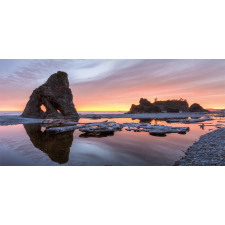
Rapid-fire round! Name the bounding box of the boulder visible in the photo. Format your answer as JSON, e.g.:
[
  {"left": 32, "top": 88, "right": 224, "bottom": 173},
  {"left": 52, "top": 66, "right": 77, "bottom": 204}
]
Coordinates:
[
  {"left": 189, "top": 103, "right": 208, "bottom": 112},
  {"left": 127, "top": 98, "right": 161, "bottom": 114},
  {"left": 21, "top": 71, "right": 79, "bottom": 119}
]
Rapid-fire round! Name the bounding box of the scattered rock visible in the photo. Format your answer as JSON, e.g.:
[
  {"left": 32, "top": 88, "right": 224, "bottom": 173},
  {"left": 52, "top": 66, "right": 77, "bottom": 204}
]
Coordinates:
[
  {"left": 175, "top": 128, "right": 225, "bottom": 166},
  {"left": 84, "top": 115, "right": 102, "bottom": 119},
  {"left": 43, "top": 120, "right": 190, "bottom": 136},
  {"left": 167, "top": 118, "right": 213, "bottom": 124},
  {"left": 79, "top": 121, "right": 123, "bottom": 135},
  {"left": 124, "top": 123, "right": 189, "bottom": 135},
  {"left": 45, "top": 125, "right": 78, "bottom": 134},
  {"left": 42, "top": 119, "right": 78, "bottom": 127}
]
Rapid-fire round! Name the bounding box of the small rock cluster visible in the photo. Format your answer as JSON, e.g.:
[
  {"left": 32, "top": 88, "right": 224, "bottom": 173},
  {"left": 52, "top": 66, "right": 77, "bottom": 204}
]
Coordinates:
[
  {"left": 167, "top": 118, "right": 213, "bottom": 124},
  {"left": 42, "top": 119, "right": 190, "bottom": 136},
  {"left": 124, "top": 123, "right": 189, "bottom": 135}
]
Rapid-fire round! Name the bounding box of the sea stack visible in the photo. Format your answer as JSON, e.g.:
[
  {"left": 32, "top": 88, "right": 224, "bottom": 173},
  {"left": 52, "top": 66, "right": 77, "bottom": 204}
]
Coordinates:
[
  {"left": 21, "top": 71, "right": 79, "bottom": 120},
  {"left": 127, "top": 98, "right": 161, "bottom": 114},
  {"left": 189, "top": 103, "right": 208, "bottom": 112},
  {"left": 153, "top": 99, "right": 189, "bottom": 112}
]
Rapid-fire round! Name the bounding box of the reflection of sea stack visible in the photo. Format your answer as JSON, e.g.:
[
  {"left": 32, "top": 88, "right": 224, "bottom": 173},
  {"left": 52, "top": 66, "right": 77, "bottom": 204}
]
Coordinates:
[
  {"left": 21, "top": 71, "right": 79, "bottom": 119},
  {"left": 23, "top": 124, "right": 74, "bottom": 164}
]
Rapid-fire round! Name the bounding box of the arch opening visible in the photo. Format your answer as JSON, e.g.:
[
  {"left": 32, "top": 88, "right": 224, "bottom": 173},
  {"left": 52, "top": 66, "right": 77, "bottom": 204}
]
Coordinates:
[{"left": 41, "top": 104, "right": 47, "bottom": 112}]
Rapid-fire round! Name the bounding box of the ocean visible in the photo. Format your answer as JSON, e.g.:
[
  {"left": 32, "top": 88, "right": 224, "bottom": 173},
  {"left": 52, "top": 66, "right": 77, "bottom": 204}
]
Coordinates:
[
  {"left": 0, "top": 111, "right": 127, "bottom": 116},
  {"left": 0, "top": 111, "right": 224, "bottom": 166}
]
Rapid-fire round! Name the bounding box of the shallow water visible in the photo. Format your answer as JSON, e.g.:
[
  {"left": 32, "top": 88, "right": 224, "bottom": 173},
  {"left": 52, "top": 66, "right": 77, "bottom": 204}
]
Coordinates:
[
  {"left": 0, "top": 116, "right": 224, "bottom": 166},
  {"left": 0, "top": 111, "right": 127, "bottom": 116}
]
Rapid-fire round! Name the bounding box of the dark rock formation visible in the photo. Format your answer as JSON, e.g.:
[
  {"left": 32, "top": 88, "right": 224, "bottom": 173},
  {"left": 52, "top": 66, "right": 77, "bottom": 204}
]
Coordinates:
[
  {"left": 24, "top": 124, "right": 73, "bottom": 164},
  {"left": 127, "top": 98, "right": 208, "bottom": 114},
  {"left": 153, "top": 100, "right": 189, "bottom": 112},
  {"left": 21, "top": 71, "right": 79, "bottom": 119},
  {"left": 189, "top": 103, "right": 208, "bottom": 112},
  {"left": 167, "top": 108, "right": 179, "bottom": 113},
  {"left": 127, "top": 98, "right": 161, "bottom": 114}
]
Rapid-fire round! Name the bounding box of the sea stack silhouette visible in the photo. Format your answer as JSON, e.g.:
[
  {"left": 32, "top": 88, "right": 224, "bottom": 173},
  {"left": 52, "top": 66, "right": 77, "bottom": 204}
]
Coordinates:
[
  {"left": 21, "top": 71, "right": 79, "bottom": 120},
  {"left": 127, "top": 98, "right": 208, "bottom": 113},
  {"left": 189, "top": 103, "right": 208, "bottom": 112},
  {"left": 127, "top": 98, "right": 162, "bottom": 114}
]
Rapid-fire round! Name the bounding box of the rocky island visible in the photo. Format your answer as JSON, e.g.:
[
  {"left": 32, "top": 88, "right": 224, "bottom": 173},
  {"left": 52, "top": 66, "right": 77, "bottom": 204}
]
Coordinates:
[
  {"left": 127, "top": 98, "right": 208, "bottom": 114},
  {"left": 127, "top": 98, "right": 161, "bottom": 114},
  {"left": 189, "top": 103, "right": 209, "bottom": 112}
]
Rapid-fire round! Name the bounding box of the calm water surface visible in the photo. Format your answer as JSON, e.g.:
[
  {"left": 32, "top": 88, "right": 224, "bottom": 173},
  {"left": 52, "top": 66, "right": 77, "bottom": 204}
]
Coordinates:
[{"left": 0, "top": 115, "right": 223, "bottom": 166}]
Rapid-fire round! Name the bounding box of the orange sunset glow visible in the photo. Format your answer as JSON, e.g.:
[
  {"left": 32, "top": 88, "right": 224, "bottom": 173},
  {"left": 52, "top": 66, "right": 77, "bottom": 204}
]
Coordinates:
[{"left": 0, "top": 59, "right": 225, "bottom": 112}]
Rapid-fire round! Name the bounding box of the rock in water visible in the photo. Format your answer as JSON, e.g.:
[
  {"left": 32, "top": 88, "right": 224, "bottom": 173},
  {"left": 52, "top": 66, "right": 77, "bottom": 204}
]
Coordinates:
[
  {"left": 154, "top": 99, "right": 189, "bottom": 112},
  {"left": 21, "top": 71, "right": 79, "bottom": 119},
  {"left": 189, "top": 103, "right": 208, "bottom": 112},
  {"left": 127, "top": 98, "right": 161, "bottom": 114}
]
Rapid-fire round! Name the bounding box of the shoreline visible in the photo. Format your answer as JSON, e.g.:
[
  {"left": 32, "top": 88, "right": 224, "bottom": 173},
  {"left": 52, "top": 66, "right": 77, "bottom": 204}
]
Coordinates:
[
  {"left": 175, "top": 128, "right": 225, "bottom": 166},
  {"left": 80, "top": 112, "right": 207, "bottom": 119},
  {"left": 0, "top": 112, "right": 208, "bottom": 126},
  {"left": 0, "top": 115, "right": 42, "bottom": 126}
]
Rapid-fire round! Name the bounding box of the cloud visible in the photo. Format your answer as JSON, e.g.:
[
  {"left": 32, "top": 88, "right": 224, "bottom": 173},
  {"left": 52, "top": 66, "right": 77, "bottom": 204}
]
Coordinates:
[{"left": 0, "top": 59, "right": 225, "bottom": 110}]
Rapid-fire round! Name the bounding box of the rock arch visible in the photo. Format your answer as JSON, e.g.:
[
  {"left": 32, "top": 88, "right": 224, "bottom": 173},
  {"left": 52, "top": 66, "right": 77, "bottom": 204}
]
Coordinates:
[{"left": 21, "top": 71, "right": 79, "bottom": 119}]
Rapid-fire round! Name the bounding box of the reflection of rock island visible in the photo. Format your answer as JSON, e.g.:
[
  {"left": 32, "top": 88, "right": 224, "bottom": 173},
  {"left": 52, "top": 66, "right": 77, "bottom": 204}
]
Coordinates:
[
  {"left": 23, "top": 124, "right": 74, "bottom": 164},
  {"left": 79, "top": 132, "right": 114, "bottom": 138}
]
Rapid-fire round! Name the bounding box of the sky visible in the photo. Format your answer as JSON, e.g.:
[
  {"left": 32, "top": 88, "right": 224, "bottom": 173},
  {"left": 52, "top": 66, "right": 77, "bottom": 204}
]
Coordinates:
[{"left": 0, "top": 59, "right": 225, "bottom": 111}]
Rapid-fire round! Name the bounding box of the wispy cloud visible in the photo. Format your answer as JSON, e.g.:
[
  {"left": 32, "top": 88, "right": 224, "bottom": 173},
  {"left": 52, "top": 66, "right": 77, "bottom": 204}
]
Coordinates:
[{"left": 0, "top": 59, "right": 225, "bottom": 110}]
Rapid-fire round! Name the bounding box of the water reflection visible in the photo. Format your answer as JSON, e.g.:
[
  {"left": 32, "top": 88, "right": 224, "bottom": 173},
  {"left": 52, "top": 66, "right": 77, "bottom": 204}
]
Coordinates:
[
  {"left": 79, "top": 132, "right": 114, "bottom": 138},
  {"left": 150, "top": 133, "right": 167, "bottom": 137},
  {"left": 0, "top": 116, "right": 219, "bottom": 166},
  {"left": 23, "top": 124, "right": 74, "bottom": 164},
  {"left": 135, "top": 118, "right": 153, "bottom": 123}
]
